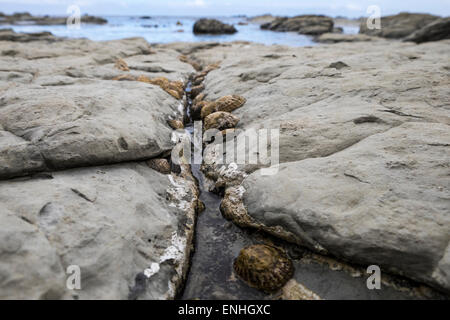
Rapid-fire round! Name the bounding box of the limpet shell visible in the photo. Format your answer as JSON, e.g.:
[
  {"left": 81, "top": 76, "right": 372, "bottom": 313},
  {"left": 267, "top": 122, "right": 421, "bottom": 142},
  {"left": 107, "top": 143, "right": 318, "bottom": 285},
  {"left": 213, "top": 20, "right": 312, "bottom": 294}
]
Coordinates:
[
  {"left": 233, "top": 244, "right": 294, "bottom": 293},
  {"left": 167, "top": 119, "right": 184, "bottom": 130},
  {"left": 204, "top": 111, "right": 239, "bottom": 131},
  {"left": 214, "top": 95, "right": 246, "bottom": 113},
  {"left": 147, "top": 158, "right": 171, "bottom": 174},
  {"left": 137, "top": 76, "right": 184, "bottom": 100},
  {"left": 114, "top": 58, "right": 129, "bottom": 71}
]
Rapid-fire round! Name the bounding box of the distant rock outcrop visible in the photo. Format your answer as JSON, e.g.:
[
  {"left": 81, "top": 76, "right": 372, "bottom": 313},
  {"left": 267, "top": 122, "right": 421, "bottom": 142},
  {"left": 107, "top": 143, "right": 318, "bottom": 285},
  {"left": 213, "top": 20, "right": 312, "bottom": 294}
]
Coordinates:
[
  {"left": 0, "top": 12, "right": 107, "bottom": 25},
  {"left": 359, "top": 12, "right": 439, "bottom": 38},
  {"left": 193, "top": 19, "right": 237, "bottom": 34},
  {"left": 261, "top": 15, "right": 334, "bottom": 35},
  {"left": 248, "top": 14, "right": 276, "bottom": 25},
  {"left": 404, "top": 17, "right": 450, "bottom": 43}
]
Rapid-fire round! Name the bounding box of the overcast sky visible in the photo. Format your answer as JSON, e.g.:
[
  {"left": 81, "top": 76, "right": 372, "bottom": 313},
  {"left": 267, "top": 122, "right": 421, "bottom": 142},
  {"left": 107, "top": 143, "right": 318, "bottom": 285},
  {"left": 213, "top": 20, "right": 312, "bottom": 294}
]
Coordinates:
[{"left": 1, "top": 0, "right": 449, "bottom": 17}]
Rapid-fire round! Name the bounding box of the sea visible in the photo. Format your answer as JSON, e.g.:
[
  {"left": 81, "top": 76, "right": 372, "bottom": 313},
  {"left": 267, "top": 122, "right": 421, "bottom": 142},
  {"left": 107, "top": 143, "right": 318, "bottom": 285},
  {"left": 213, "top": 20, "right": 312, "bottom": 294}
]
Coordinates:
[{"left": 1, "top": 15, "right": 360, "bottom": 47}]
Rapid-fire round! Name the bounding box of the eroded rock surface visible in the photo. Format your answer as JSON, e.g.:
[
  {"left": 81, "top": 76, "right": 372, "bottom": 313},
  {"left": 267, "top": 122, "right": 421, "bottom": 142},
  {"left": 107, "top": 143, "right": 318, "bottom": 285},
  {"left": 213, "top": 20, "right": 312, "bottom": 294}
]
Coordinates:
[
  {"left": 189, "top": 39, "right": 450, "bottom": 293},
  {"left": 0, "top": 32, "right": 194, "bottom": 178},
  {"left": 0, "top": 163, "right": 198, "bottom": 300},
  {"left": 0, "top": 31, "right": 198, "bottom": 300},
  {"left": 242, "top": 123, "right": 450, "bottom": 292}
]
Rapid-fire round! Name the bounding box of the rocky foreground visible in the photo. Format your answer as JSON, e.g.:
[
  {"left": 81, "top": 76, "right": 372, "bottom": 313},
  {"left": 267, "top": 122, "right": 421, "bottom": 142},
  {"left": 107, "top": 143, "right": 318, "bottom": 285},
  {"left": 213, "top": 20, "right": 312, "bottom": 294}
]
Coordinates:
[
  {"left": 0, "top": 29, "right": 449, "bottom": 299},
  {"left": 0, "top": 30, "right": 199, "bottom": 299}
]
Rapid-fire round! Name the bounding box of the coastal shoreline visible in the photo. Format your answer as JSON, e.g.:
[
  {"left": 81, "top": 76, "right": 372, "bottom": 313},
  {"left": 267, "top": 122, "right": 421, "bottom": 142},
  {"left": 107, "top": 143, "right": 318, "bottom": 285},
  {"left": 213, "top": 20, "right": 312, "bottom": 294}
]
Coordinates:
[{"left": 0, "top": 21, "right": 449, "bottom": 300}]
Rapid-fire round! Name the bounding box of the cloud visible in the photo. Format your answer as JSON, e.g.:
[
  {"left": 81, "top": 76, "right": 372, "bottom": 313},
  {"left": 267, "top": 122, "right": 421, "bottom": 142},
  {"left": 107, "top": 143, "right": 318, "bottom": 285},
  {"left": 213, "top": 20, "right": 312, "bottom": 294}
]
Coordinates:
[{"left": 186, "top": 0, "right": 207, "bottom": 7}]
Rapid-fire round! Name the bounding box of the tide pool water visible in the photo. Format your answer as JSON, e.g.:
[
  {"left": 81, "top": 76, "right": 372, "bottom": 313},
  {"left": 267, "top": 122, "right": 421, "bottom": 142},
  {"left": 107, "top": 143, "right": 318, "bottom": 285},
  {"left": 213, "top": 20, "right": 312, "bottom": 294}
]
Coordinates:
[{"left": 1, "top": 15, "right": 359, "bottom": 46}]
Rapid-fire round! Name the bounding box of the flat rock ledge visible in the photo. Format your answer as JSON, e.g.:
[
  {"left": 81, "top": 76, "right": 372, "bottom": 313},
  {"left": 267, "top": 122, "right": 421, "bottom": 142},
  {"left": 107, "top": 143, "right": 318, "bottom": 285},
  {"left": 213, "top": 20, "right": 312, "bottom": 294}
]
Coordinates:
[
  {"left": 191, "top": 39, "right": 450, "bottom": 294},
  {"left": 0, "top": 31, "right": 200, "bottom": 300}
]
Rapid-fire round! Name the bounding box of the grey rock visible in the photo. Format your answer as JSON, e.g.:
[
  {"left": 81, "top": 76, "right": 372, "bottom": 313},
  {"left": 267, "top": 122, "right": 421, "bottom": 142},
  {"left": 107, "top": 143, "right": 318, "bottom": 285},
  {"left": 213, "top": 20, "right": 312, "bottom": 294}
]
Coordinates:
[
  {"left": 261, "top": 15, "right": 334, "bottom": 35},
  {"left": 0, "top": 32, "right": 200, "bottom": 300},
  {"left": 0, "top": 32, "right": 194, "bottom": 179},
  {"left": 193, "top": 19, "right": 237, "bottom": 34},
  {"left": 359, "top": 12, "right": 440, "bottom": 39},
  {"left": 0, "top": 130, "right": 46, "bottom": 179},
  {"left": 0, "top": 82, "right": 177, "bottom": 176},
  {"left": 242, "top": 123, "right": 450, "bottom": 292},
  {"left": 0, "top": 207, "right": 66, "bottom": 299},
  {"left": 0, "top": 162, "right": 198, "bottom": 299},
  {"left": 404, "top": 17, "right": 450, "bottom": 43},
  {"left": 191, "top": 40, "right": 450, "bottom": 292}
]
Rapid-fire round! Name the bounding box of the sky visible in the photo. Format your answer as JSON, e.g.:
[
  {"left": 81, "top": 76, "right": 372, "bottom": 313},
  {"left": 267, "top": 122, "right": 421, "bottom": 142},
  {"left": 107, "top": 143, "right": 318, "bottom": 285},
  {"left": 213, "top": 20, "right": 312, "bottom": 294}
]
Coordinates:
[{"left": 1, "top": 0, "right": 449, "bottom": 18}]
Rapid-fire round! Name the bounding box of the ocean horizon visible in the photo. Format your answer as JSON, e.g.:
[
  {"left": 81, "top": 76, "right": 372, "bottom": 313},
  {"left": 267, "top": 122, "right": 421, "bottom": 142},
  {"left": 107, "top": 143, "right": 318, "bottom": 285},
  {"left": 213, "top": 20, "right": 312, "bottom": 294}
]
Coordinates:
[{"left": 0, "top": 15, "right": 360, "bottom": 46}]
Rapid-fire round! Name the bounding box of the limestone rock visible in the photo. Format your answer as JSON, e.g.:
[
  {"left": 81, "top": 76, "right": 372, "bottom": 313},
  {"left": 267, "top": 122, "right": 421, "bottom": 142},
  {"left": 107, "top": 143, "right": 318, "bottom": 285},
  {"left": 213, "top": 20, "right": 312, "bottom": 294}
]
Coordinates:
[
  {"left": 0, "top": 32, "right": 193, "bottom": 180},
  {"left": 242, "top": 123, "right": 450, "bottom": 292},
  {"left": 0, "top": 163, "right": 198, "bottom": 299},
  {"left": 0, "top": 82, "right": 177, "bottom": 177},
  {"left": 0, "top": 207, "right": 66, "bottom": 299},
  {"left": 0, "top": 130, "right": 46, "bottom": 179},
  {"left": 194, "top": 39, "right": 450, "bottom": 292}
]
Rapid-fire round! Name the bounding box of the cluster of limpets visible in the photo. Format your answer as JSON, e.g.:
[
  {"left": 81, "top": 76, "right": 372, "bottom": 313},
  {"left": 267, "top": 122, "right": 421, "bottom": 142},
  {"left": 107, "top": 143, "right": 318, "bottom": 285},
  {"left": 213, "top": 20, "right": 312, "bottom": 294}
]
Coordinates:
[{"left": 233, "top": 244, "right": 294, "bottom": 293}]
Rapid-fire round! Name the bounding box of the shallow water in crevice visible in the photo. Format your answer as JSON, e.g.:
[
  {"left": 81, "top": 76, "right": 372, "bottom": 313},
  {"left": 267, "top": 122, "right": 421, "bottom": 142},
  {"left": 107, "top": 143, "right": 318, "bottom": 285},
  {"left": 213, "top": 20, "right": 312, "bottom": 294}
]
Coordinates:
[{"left": 179, "top": 80, "right": 268, "bottom": 299}]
